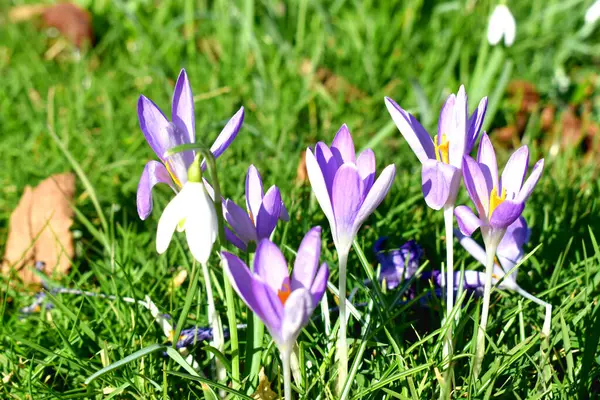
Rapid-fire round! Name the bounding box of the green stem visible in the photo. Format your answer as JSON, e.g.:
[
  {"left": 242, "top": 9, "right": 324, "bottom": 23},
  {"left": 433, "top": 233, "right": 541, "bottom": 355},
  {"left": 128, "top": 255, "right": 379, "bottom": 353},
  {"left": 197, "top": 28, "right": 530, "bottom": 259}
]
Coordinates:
[
  {"left": 441, "top": 205, "right": 454, "bottom": 398},
  {"left": 474, "top": 239, "right": 498, "bottom": 377},
  {"left": 201, "top": 261, "right": 225, "bottom": 382},
  {"left": 336, "top": 250, "right": 349, "bottom": 395},
  {"left": 173, "top": 261, "right": 199, "bottom": 350}
]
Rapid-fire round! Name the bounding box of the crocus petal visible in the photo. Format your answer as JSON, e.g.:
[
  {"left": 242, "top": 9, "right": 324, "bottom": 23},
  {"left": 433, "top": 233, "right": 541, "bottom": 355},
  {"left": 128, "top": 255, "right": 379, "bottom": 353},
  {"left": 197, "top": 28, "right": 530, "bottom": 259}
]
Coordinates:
[
  {"left": 306, "top": 148, "right": 336, "bottom": 229},
  {"left": 330, "top": 124, "right": 356, "bottom": 164},
  {"left": 497, "top": 216, "right": 529, "bottom": 264},
  {"left": 171, "top": 69, "right": 195, "bottom": 144},
  {"left": 332, "top": 164, "right": 364, "bottom": 250},
  {"left": 224, "top": 199, "right": 257, "bottom": 244},
  {"left": 280, "top": 288, "right": 313, "bottom": 349},
  {"left": 462, "top": 271, "right": 486, "bottom": 291},
  {"left": 517, "top": 159, "right": 544, "bottom": 203},
  {"left": 156, "top": 187, "right": 189, "bottom": 254},
  {"left": 455, "top": 205, "right": 482, "bottom": 236},
  {"left": 183, "top": 183, "right": 218, "bottom": 264},
  {"left": 225, "top": 226, "right": 247, "bottom": 251},
  {"left": 315, "top": 142, "right": 339, "bottom": 195},
  {"left": 462, "top": 155, "right": 491, "bottom": 217},
  {"left": 489, "top": 201, "right": 525, "bottom": 230},
  {"left": 310, "top": 262, "right": 329, "bottom": 307},
  {"left": 421, "top": 159, "right": 460, "bottom": 210},
  {"left": 245, "top": 164, "right": 264, "bottom": 223},
  {"left": 254, "top": 239, "right": 289, "bottom": 293},
  {"left": 137, "top": 95, "right": 172, "bottom": 161},
  {"left": 280, "top": 202, "right": 290, "bottom": 222},
  {"left": 356, "top": 149, "right": 376, "bottom": 191},
  {"left": 137, "top": 161, "right": 176, "bottom": 220},
  {"left": 385, "top": 97, "right": 436, "bottom": 163},
  {"left": 456, "top": 229, "right": 487, "bottom": 265},
  {"left": 448, "top": 86, "right": 468, "bottom": 168},
  {"left": 291, "top": 226, "right": 322, "bottom": 291},
  {"left": 210, "top": 106, "right": 245, "bottom": 159},
  {"left": 477, "top": 133, "right": 499, "bottom": 190},
  {"left": 437, "top": 94, "right": 456, "bottom": 141},
  {"left": 501, "top": 146, "right": 529, "bottom": 200},
  {"left": 467, "top": 97, "right": 488, "bottom": 152},
  {"left": 255, "top": 186, "right": 282, "bottom": 240},
  {"left": 353, "top": 164, "right": 396, "bottom": 235},
  {"left": 222, "top": 252, "right": 282, "bottom": 332}
]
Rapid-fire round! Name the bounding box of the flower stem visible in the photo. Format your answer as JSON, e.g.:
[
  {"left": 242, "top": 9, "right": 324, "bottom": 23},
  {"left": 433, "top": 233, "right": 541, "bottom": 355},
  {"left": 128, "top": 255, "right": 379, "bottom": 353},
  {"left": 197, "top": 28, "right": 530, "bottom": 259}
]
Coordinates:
[
  {"left": 474, "top": 240, "right": 498, "bottom": 377},
  {"left": 442, "top": 206, "right": 454, "bottom": 361},
  {"left": 201, "top": 261, "right": 225, "bottom": 382},
  {"left": 282, "top": 348, "right": 293, "bottom": 400},
  {"left": 336, "top": 250, "right": 349, "bottom": 395},
  {"left": 223, "top": 259, "right": 240, "bottom": 388}
]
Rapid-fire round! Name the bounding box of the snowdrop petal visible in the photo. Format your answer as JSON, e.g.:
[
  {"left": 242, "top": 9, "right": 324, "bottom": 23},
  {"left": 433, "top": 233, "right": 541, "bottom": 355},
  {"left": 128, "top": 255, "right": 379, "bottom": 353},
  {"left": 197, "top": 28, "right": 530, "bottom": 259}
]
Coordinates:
[{"left": 156, "top": 187, "right": 189, "bottom": 254}]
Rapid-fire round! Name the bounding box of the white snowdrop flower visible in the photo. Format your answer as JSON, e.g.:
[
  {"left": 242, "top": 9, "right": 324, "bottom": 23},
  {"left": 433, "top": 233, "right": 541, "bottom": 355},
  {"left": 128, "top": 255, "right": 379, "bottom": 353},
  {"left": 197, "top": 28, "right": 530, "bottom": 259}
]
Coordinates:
[
  {"left": 487, "top": 5, "right": 516, "bottom": 47},
  {"left": 585, "top": 0, "right": 600, "bottom": 25}
]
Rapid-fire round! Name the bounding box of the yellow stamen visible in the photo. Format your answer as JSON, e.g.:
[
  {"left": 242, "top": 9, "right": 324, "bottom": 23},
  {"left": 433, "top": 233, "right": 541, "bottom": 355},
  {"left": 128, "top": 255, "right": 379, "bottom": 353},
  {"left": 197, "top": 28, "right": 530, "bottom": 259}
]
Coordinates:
[
  {"left": 489, "top": 186, "right": 507, "bottom": 217},
  {"left": 166, "top": 162, "right": 183, "bottom": 188},
  {"left": 248, "top": 210, "right": 255, "bottom": 225},
  {"left": 434, "top": 134, "right": 450, "bottom": 164},
  {"left": 277, "top": 283, "right": 291, "bottom": 305}
]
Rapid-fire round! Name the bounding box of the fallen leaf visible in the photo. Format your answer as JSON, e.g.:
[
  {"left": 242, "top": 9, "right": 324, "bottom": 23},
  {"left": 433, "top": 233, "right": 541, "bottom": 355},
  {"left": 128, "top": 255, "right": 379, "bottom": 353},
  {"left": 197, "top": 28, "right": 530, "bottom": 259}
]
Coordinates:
[
  {"left": 296, "top": 150, "right": 307, "bottom": 185},
  {"left": 2, "top": 173, "right": 75, "bottom": 287},
  {"left": 8, "top": 4, "right": 48, "bottom": 22},
  {"left": 42, "top": 3, "right": 93, "bottom": 48},
  {"left": 299, "top": 58, "right": 367, "bottom": 103},
  {"left": 252, "top": 368, "right": 278, "bottom": 400}
]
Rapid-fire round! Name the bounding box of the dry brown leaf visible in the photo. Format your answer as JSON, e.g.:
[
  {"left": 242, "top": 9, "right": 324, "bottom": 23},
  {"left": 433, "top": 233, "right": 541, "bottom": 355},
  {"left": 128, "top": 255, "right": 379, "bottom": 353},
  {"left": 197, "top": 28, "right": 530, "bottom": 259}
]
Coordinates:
[
  {"left": 2, "top": 173, "right": 75, "bottom": 286},
  {"left": 295, "top": 150, "right": 307, "bottom": 185},
  {"left": 299, "top": 58, "right": 366, "bottom": 103},
  {"left": 251, "top": 368, "right": 278, "bottom": 400},
  {"left": 42, "top": 3, "right": 93, "bottom": 48},
  {"left": 8, "top": 4, "right": 48, "bottom": 22}
]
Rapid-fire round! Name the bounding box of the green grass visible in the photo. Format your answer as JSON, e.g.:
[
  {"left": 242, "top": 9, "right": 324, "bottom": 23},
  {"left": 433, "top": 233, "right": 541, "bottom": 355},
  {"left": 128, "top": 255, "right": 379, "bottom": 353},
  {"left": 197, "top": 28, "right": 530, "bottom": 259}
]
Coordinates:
[{"left": 1, "top": 0, "right": 600, "bottom": 398}]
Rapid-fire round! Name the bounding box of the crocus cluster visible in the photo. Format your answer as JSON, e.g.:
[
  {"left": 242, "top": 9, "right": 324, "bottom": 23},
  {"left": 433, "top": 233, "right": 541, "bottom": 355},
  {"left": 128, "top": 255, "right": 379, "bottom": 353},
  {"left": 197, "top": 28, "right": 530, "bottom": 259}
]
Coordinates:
[{"left": 124, "top": 68, "right": 549, "bottom": 399}]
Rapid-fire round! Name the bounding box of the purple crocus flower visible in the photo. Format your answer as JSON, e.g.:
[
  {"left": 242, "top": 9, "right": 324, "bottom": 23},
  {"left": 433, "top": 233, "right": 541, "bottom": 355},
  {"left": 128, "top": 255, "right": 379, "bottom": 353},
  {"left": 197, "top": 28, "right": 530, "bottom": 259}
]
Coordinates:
[
  {"left": 136, "top": 68, "right": 245, "bottom": 220},
  {"left": 385, "top": 86, "right": 487, "bottom": 209},
  {"left": 454, "top": 133, "right": 544, "bottom": 245},
  {"left": 221, "top": 227, "right": 329, "bottom": 351},
  {"left": 306, "top": 124, "right": 396, "bottom": 253},
  {"left": 374, "top": 238, "right": 423, "bottom": 289},
  {"left": 223, "top": 165, "right": 289, "bottom": 251}
]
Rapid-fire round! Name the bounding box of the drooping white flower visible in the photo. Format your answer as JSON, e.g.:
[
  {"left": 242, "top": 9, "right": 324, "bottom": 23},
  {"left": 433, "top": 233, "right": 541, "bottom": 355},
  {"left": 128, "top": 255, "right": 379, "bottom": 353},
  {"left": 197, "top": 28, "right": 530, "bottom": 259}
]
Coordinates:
[
  {"left": 156, "top": 181, "right": 218, "bottom": 264},
  {"left": 487, "top": 5, "right": 516, "bottom": 47},
  {"left": 585, "top": 0, "right": 600, "bottom": 25}
]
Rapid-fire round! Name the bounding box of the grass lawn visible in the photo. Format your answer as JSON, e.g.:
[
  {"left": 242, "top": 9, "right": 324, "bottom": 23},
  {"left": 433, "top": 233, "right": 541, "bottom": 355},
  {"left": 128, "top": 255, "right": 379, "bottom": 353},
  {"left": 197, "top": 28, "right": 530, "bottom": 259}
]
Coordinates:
[{"left": 1, "top": 0, "right": 600, "bottom": 398}]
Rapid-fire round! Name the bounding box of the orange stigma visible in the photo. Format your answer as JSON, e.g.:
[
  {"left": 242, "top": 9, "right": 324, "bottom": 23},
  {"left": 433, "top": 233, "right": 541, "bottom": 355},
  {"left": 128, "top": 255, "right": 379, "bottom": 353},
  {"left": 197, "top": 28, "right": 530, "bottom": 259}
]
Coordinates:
[
  {"left": 277, "top": 283, "right": 291, "bottom": 305},
  {"left": 434, "top": 134, "right": 450, "bottom": 164}
]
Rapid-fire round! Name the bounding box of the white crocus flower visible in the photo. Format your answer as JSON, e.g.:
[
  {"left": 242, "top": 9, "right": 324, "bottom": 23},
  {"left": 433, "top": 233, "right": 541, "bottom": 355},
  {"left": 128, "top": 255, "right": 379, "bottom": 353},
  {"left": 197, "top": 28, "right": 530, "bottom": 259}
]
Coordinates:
[
  {"left": 156, "top": 180, "right": 218, "bottom": 264},
  {"left": 487, "top": 5, "right": 516, "bottom": 47},
  {"left": 585, "top": 0, "right": 600, "bottom": 25}
]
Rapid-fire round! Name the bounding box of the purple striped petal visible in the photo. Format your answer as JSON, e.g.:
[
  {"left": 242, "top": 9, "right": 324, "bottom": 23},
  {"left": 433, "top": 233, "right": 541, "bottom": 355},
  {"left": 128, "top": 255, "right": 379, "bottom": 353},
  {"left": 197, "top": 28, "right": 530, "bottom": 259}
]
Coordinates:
[
  {"left": 225, "top": 226, "right": 247, "bottom": 251},
  {"left": 438, "top": 94, "right": 456, "bottom": 141},
  {"left": 467, "top": 97, "right": 488, "bottom": 152},
  {"left": 171, "top": 69, "right": 195, "bottom": 144},
  {"left": 501, "top": 146, "right": 529, "bottom": 200},
  {"left": 310, "top": 262, "right": 329, "bottom": 308},
  {"left": 291, "top": 227, "right": 321, "bottom": 291},
  {"left": 137, "top": 161, "right": 176, "bottom": 220},
  {"left": 357, "top": 149, "right": 376, "bottom": 191},
  {"left": 456, "top": 230, "right": 487, "bottom": 265},
  {"left": 315, "top": 142, "right": 339, "bottom": 195},
  {"left": 477, "top": 133, "right": 499, "bottom": 190},
  {"left": 138, "top": 95, "right": 173, "bottom": 161},
  {"left": 332, "top": 163, "right": 364, "bottom": 249},
  {"left": 353, "top": 164, "right": 396, "bottom": 235},
  {"left": 254, "top": 239, "right": 289, "bottom": 293},
  {"left": 224, "top": 199, "right": 257, "bottom": 245},
  {"left": 462, "top": 155, "right": 491, "bottom": 217},
  {"left": 222, "top": 251, "right": 283, "bottom": 331},
  {"left": 385, "top": 97, "right": 435, "bottom": 164},
  {"left": 245, "top": 164, "right": 264, "bottom": 223},
  {"left": 210, "top": 106, "right": 244, "bottom": 159},
  {"left": 489, "top": 200, "right": 524, "bottom": 229},
  {"left": 306, "top": 148, "right": 335, "bottom": 226},
  {"left": 255, "top": 186, "right": 282, "bottom": 240},
  {"left": 517, "top": 159, "right": 544, "bottom": 203},
  {"left": 455, "top": 205, "right": 482, "bottom": 236},
  {"left": 448, "top": 86, "right": 468, "bottom": 168},
  {"left": 331, "top": 124, "right": 356, "bottom": 164},
  {"left": 421, "top": 159, "right": 460, "bottom": 210}
]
